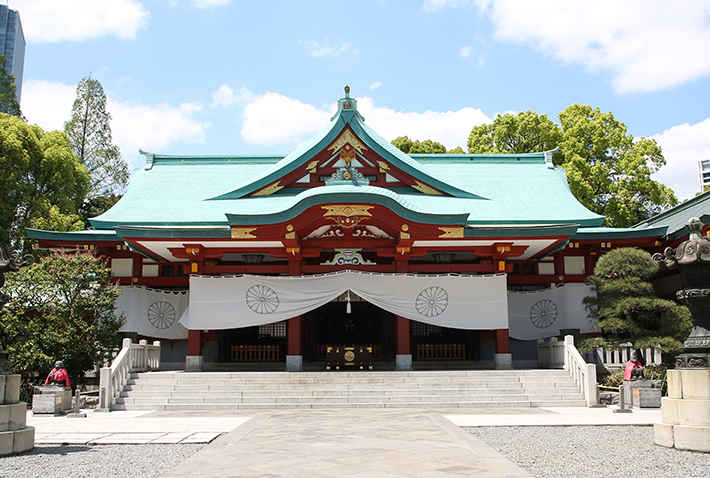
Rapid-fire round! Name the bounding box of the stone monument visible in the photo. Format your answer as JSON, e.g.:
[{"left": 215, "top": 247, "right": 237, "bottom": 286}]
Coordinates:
[
  {"left": 0, "top": 244, "right": 35, "bottom": 455},
  {"left": 653, "top": 217, "right": 710, "bottom": 452}
]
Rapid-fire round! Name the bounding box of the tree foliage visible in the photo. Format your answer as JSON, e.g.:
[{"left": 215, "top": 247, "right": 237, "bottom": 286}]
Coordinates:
[
  {"left": 580, "top": 248, "right": 691, "bottom": 360},
  {"left": 466, "top": 105, "right": 678, "bottom": 227},
  {"left": 64, "top": 76, "right": 129, "bottom": 197},
  {"left": 392, "top": 136, "right": 462, "bottom": 154},
  {"left": 0, "top": 252, "right": 124, "bottom": 388},
  {"left": 79, "top": 193, "right": 122, "bottom": 228},
  {"left": 467, "top": 110, "right": 562, "bottom": 154},
  {"left": 0, "top": 113, "right": 90, "bottom": 249},
  {"left": 0, "top": 54, "right": 21, "bottom": 117},
  {"left": 558, "top": 104, "right": 677, "bottom": 227}
]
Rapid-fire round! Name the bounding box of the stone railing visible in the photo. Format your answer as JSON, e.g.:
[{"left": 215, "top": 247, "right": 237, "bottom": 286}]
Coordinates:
[
  {"left": 562, "top": 335, "right": 598, "bottom": 407},
  {"left": 537, "top": 337, "right": 565, "bottom": 369},
  {"left": 98, "top": 338, "right": 160, "bottom": 411},
  {"left": 594, "top": 345, "right": 662, "bottom": 370}
]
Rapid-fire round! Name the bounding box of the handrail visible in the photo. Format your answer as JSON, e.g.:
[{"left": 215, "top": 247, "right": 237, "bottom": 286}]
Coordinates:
[
  {"left": 563, "top": 335, "right": 597, "bottom": 407},
  {"left": 98, "top": 338, "right": 160, "bottom": 411}
]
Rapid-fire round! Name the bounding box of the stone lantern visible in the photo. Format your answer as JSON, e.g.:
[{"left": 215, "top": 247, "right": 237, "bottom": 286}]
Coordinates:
[
  {"left": 0, "top": 244, "right": 35, "bottom": 455},
  {"left": 653, "top": 217, "right": 710, "bottom": 452}
]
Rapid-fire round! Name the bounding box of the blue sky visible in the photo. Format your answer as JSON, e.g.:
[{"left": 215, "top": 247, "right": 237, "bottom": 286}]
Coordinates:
[{"left": 15, "top": 0, "right": 710, "bottom": 201}]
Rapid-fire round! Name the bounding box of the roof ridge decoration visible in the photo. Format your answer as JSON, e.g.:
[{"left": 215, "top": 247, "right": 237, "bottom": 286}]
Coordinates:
[
  {"left": 331, "top": 85, "right": 364, "bottom": 122},
  {"left": 207, "top": 86, "right": 486, "bottom": 201}
]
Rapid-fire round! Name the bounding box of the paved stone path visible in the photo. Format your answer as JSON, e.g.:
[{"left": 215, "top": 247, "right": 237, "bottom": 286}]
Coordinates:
[{"left": 161, "top": 409, "right": 531, "bottom": 478}]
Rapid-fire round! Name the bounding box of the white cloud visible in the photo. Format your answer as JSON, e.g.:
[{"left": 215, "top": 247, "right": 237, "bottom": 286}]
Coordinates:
[
  {"left": 20, "top": 0, "right": 149, "bottom": 43},
  {"left": 241, "top": 92, "right": 334, "bottom": 144},
  {"left": 358, "top": 97, "right": 490, "bottom": 150},
  {"left": 298, "top": 39, "right": 356, "bottom": 57},
  {"left": 652, "top": 119, "right": 710, "bottom": 201},
  {"left": 422, "top": 0, "right": 480, "bottom": 13},
  {"left": 190, "top": 0, "right": 231, "bottom": 7},
  {"left": 459, "top": 46, "right": 473, "bottom": 57},
  {"left": 20, "top": 79, "right": 208, "bottom": 171},
  {"left": 21, "top": 80, "right": 77, "bottom": 131},
  {"left": 211, "top": 84, "right": 254, "bottom": 108},
  {"left": 109, "top": 100, "right": 208, "bottom": 168},
  {"left": 482, "top": 0, "right": 710, "bottom": 94},
  {"left": 370, "top": 82, "right": 382, "bottom": 91},
  {"left": 240, "top": 92, "right": 490, "bottom": 151}
]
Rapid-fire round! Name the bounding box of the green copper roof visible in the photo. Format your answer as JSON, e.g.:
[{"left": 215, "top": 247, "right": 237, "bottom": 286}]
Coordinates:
[
  {"left": 85, "top": 90, "right": 605, "bottom": 232},
  {"left": 26, "top": 228, "right": 120, "bottom": 242},
  {"left": 573, "top": 226, "right": 668, "bottom": 240},
  {"left": 633, "top": 189, "right": 710, "bottom": 240}
]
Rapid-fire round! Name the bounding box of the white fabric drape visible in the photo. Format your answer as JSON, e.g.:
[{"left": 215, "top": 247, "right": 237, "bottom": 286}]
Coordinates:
[
  {"left": 507, "top": 284, "right": 596, "bottom": 340},
  {"left": 116, "top": 287, "right": 189, "bottom": 339},
  {"left": 183, "top": 271, "right": 508, "bottom": 331}
]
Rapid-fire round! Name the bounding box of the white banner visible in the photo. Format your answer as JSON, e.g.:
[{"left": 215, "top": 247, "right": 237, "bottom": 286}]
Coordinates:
[
  {"left": 116, "top": 287, "right": 189, "bottom": 340},
  {"left": 183, "top": 271, "right": 508, "bottom": 331},
  {"left": 508, "top": 284, "right": 596, "bottom": 340}
]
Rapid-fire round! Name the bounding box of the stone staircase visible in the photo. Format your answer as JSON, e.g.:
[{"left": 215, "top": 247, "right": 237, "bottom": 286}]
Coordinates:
[{"left": 112, "top": 370, "right": 587, "bottom": 411}]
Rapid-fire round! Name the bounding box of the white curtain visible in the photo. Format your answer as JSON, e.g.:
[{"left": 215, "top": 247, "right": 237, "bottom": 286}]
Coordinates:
[
  {"left": 116, "top": 287, "right": 189, "bottom": 340},
  {"left": 183, "top": 271, "right": 508, "bottom": 331},
  {"left": 507, "top": 284, "right": 596, "bottom": 340}
]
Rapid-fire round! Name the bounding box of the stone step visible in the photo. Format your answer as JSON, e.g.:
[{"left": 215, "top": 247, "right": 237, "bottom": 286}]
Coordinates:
[{"left": 113, "top": 369, "right": 587, "bottom": 411}]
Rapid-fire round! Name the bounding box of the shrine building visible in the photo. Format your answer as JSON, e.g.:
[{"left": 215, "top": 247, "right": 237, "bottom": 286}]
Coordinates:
[{"left": 28, "top": 87, "right": 703, "bottom": 372}]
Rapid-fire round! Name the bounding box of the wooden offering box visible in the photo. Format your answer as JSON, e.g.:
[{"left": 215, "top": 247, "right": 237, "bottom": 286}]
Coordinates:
[{"left": 326, "top": 346, "right": 373, "bottom": 370}]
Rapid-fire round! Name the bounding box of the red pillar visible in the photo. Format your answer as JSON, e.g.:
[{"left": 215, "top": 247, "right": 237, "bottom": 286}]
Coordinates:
[
  {"left": 187, "top": 330, "right": 203, "bottom": 356},
  {"left": 394, "top": 315, "right": 410, "bottom": 355},
  {"left": 287, "top": 315, "right": 303, "bottom": 356},
  {"left": 495, "top": 328, "right": 510, "bottom": 354}
]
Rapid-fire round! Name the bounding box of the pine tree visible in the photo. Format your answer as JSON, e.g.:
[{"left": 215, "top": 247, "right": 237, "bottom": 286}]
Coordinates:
[
  {"left": 64, "top": 76, "right": 129, "bottom": 196},
  {"left": 581, "top": 248, "right": 691, "bottom": 360}
]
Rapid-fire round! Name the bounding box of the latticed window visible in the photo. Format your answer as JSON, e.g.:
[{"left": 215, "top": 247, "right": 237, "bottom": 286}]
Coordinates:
[
  {"left": 410, "top": 320, "right": 442, "bottom": 337},
  {"left": 258, "top": 320, "right": 287, "bottom": 338}
]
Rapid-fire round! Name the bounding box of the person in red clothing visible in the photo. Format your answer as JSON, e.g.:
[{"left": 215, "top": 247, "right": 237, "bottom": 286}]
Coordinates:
[
  {"left": 623, "top": 350, "right": 644, "bottom": 381},
  {"left": 45, "top": 361, "right": 70, "bottom": 387}
]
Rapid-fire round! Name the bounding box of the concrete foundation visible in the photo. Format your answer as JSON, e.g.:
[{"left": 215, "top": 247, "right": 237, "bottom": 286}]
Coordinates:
[
  {"left": 494, "top": 353, "right": 512, "bottom": 370},
  {"left": 286, "top": 355, "right": 303, "bottom": 372},
  {"left": 395, "top": 354, "right": 412, "bottom": 371},
  {"left": 0, "top": 375, "right": 33, "bottom": 455},
  {"left": 655, "top": 369, "right": 710, "bottom": 452},
  {"left": 185, "top": 355, "right": 204, "bottom": 372}
]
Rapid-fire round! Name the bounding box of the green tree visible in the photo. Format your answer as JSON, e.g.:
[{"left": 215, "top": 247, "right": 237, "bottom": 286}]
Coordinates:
[
  {"left": 468, "top": 110, "right": 562, "bottom": 154},
  {"left": 580, "top": 248, "right": 691, "bottom": 360},
  {"left": 466, "top": 105, "right": 677, "bottom": 227},
  {"left": 0, "top": 54, "right": 21, "bottom": 117},
  {"left": 64, "top": 76, "right": 129, "bottom": 197},
  {"left": 392, "top": 136, "right": 461, "bottom": 154},
  {"left": 0, "top": 252, "right": 124, "bottom": 389},
  {"left": 79, "top": 193, "right": 122, "bottom": 228},
  {"left": 558, "top": 104, "right": 677, "bottom": 227},
  {"left": 0, "top": 114, "right": 90, "bottom": 249}
]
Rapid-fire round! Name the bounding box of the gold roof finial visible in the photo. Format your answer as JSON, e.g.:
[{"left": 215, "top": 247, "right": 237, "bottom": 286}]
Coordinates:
[{"left": 344, "top": 85, "right": 350, "bottom": 97}]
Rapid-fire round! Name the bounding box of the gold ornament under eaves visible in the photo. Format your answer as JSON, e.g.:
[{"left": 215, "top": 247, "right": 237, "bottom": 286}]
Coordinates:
[
  {"left": 439, "top": 227, "right": 464, "bottom": 238},
  {"left": 231, "top": 228, "right": 257, "bottom": 239},
  {"left": 328, "top": 130, "right": 367, "bottom": 155},
  {"left": 252, "top": 181, "right": 283, "bottom": 196},
  {"left": 412, "top": 180, "right": 443, "bottom": 195},
  {"left": 322, "top": 205, "right": 374, "bottom": 217}
]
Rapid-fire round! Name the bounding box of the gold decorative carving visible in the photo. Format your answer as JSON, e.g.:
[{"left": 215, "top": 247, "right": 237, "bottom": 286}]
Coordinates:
[
  {"left": 287, "top": 224, "right": 294, "bottom": 232},
  {"left": 322, "top": 205, "right": 373, "bottom": 217},
  {"left": 252, "top": 181, "right": 283, "bottom": 196},
  {"left": 439, "top": 227, "right": 464, "bottom": 238},
  {"left": 343, "top": 171, "right": 352, "bottom": 179},
  {"left": 412, "top": 180, "right": 443, "bottom": 195},
  {"left": 377, "top": 161, "right": 390, "bottom": 171},
  {"left": 340, "top": 145, "right": 356, "bottom": 165},
  {"left": 400, "top": 232, "right": 410, "bottom": 240},
  {"left": 401, "top": 224, "right": 409, "bottom": 231},
  {"left": 231, "top": 228, "right": 257, "bottom": 239},
  {"left": 306, "top": 160, "right": 318, "bottom": 173},
  {"left": 285, "top": 232, "right": 296, "bottom": 239},
  {"left": 328, "top": 130, "right": 367, "bottom": 155}
]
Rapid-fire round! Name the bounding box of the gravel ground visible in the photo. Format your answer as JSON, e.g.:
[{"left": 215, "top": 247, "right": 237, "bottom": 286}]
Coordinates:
[
  {"left": 466, "top": 426, "right": 710, "bottom": 478},
  {"left": 0, "top": 443, "right": 206, "bottom": 478}
]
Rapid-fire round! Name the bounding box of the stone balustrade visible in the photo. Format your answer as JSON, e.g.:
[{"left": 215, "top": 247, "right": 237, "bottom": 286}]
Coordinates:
[{"left": 98, "top": 338, "right": 160, "bottom": 411}]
